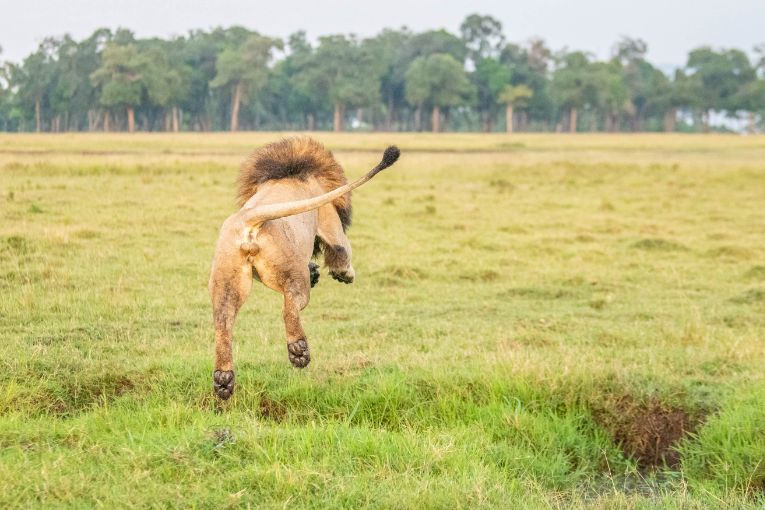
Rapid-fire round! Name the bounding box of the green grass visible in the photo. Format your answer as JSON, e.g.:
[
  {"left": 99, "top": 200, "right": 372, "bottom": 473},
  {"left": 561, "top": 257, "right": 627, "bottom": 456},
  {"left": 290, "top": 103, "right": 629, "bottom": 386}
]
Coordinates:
[{"left": 1, "top": 133, "right": 764, "bottom": 508}]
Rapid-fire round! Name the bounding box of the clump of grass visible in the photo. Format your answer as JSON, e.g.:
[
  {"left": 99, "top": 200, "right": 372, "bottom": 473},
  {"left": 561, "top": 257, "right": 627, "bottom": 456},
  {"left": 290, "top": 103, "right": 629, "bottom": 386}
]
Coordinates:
[
  {"left": 681, "top": 387, "right": 765, "bottom": 497},
  {"left": 379, "top": 264, "right": 428, "bottom": 280},
  {"left": 489, "top": 178, "right": 515, "bottom": 193},
  {"left": 631, "top": 238, "right": 688, "bottom": 252},
  {"left": 501, "top": 286, "right": 572, "bottom": 300},
  {"left": 600, "top": 199, "right": 615, "bottom": 211},
  {"left": 2, "top": 235, "right": 31, "bottom": 254},
  {"left": 706, "top": 246, "right": 756, "bottom": 260},
  {"left": 730, "top": 288, "right": 765, "bottom": 305},
  {"left": 744, "top": 265, "right": 765, "bottom": 281},
  {"left": 459, "top": 269, "right": 500, "bottom": 282}
]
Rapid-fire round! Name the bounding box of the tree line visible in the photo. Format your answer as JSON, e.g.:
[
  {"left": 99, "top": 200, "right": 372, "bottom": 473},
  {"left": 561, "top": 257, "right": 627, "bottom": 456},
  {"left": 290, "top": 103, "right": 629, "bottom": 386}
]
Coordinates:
[{"left": 0, "top": 14, "right": 763, "bottom": 134}]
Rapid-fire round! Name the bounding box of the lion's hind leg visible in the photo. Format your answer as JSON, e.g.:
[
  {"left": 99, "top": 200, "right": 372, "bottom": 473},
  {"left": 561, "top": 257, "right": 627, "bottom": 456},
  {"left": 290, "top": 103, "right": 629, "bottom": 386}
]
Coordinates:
[{"left": 209, "top": 222, "right": 254, "bottom": 400}]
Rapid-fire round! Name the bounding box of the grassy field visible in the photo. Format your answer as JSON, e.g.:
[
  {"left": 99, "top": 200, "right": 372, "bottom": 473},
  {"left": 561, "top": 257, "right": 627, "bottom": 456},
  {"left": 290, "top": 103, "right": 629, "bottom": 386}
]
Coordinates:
[{"left": 1, "top": 132, "right": 764, "bottom": 508}]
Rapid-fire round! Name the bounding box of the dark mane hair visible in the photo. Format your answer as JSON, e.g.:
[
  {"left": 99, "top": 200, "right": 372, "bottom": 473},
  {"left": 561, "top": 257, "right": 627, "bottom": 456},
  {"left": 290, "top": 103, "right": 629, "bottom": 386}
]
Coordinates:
[{"left": 237, "top": 136, "right": 352, "bottom": 230}]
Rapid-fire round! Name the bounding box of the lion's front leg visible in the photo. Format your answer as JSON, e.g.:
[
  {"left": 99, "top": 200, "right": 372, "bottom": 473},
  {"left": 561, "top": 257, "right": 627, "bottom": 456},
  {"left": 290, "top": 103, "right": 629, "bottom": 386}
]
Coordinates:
[{"left": 316, "top": 204, "right": 355, "bottom": 284}]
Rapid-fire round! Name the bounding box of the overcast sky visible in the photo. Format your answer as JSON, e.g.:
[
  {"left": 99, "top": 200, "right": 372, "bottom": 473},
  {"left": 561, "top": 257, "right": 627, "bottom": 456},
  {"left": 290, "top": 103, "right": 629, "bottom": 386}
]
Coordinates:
[{"left": 1, "top": 0, "right": 763, "bottom": 66}]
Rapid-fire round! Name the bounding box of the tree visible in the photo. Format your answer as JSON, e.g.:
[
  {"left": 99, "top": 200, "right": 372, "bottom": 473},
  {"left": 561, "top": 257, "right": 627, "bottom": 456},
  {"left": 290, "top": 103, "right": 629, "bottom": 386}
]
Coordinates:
[
  {"left": 551, "top": 51, "right": 593, "bottom": 132},
  {"left": 299, "top": 35, "right": 382, "bottom": 132},
  {"left": 90, "top": 39, "right": 147, "bottom": 132},
  {"left": 588, "top": 60, "right": 629, "bottom": 131},
  {"left": 138, "top": 40, "right": 192, "bottom": 131},
  {"left": 733, "top": 79, "right": 765, "bottom": 133},
  {"left": 473, "top": 57, "right": 511, "bottom": 131},
  {"left": 407, "top": 30, "right": 467, "bottom": 63},
  {"left": 210, "top": 32, "right": 282, "bottom": 131},
  {"left": 498, "top": 84, "right": 532, "bottom": 133},
  {"left": 500, "top": 39, "right": 554, "bottom": 130},
  {"left": 16, "top": 41, "right": 57, "bottom": 132},
  {"left": 405, "top": 53, "right": 473, "bottom": 132},
  {"left": 460, "top": 14, "right": 505, "bottom": 62},
  {"left": 613, "top": 37, "right": 651, "bottom": 130},
  {"left": 0, "top": 47, "right": 10, "bottom": 131},
  {"left": 363, "top": 28, "right": 414, "bottom": 130},
  {"left": 686, "top": 47, "right": 756, "bottom": 131}
]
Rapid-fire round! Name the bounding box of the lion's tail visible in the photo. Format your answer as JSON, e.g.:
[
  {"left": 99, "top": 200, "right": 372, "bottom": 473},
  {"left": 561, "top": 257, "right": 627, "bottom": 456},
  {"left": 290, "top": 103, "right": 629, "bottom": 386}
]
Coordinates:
[{"left": 242, "top": 146, "right": 400, "bottom": 227}]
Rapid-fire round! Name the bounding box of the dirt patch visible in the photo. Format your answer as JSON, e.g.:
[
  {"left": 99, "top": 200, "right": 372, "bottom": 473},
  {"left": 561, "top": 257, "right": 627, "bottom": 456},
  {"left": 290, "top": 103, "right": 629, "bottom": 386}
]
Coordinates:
[
  {"left": 592, "top": 394, "right": 700, "bottom": 469},
  {"left": 259, "top": 395, "right": 287, "bottom": 422}
]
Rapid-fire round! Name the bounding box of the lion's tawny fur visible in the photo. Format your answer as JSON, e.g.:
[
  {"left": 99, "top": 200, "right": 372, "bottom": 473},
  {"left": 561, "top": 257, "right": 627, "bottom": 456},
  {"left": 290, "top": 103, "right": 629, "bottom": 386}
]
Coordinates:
[
  {"left": 209, "top": 139, "right": 400, "bottom": 400},
  {"left": 237, "top": 137, "right": 352, "bottom": 230}
]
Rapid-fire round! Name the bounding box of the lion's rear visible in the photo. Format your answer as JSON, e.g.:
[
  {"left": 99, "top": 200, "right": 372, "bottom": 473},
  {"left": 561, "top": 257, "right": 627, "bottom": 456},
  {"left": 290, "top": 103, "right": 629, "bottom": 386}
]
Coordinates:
[{"left": 237, "top": 137, "right": 352, "bottom": 230}]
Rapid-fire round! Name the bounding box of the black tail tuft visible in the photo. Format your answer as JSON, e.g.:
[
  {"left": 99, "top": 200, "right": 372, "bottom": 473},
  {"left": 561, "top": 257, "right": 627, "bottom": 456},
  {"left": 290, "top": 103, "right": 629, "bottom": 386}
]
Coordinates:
[{"left": 378, "top": 146, "right": 401, "bottom": 171}]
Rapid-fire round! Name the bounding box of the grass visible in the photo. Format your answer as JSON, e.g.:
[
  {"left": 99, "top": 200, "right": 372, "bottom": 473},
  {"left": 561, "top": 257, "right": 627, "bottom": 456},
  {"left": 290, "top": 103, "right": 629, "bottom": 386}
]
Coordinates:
[{"left": 1, "top": 132, "right": 765, "bottom": 508}]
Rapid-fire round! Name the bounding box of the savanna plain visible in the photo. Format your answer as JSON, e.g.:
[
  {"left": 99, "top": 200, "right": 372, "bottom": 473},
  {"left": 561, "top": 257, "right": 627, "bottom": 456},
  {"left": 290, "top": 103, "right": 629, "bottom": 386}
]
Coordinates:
[{"left": 1, "top": 133, "right": 764, "bottom": 508}]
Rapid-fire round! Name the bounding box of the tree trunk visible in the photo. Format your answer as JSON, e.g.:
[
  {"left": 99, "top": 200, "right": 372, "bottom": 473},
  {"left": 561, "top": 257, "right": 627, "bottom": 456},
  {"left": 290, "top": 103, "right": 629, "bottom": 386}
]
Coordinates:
[
  {"left": 702, "top": 110, "right": 710, "bottom": 133},
  {"left": 569, "top": 107, "right": 577, "bottom": 133},
  {"left": 385, "top": 95, "right": 394, "bottom": 131},
  {"left": 35, "top": 98, "right": 42, "bottom": 133},
  {"left": 506, "top": 104, "right": 514, "bottom": 134},
  {"left": 748, "top": 111, "right": 755, "bottom": 135},
  {"left": 127, "top": 106, "right": 135, "bottom": 133},
  {"left": 664, "top": 109, "right": 676, "bottom": 132},
  {"left": 333, "top": 103, "right": 343, "bottom": 132},
  {"left": 230, "top": 83, "right": 242, "bottom": 132},
  {"left": 104, "top": 110, "right": 111, "bottom": 132},
  {"left": 414, "top": 106, "right": 422, "bottom": 132},
  {"left": 306, "top": 113, "right": 315, "bottom": 131},
  {"left": 432, "top": 105, "right": 440, "bottom": 133},
  {"left": 172, "top": 106, "right": 180, "bottom": 132}
]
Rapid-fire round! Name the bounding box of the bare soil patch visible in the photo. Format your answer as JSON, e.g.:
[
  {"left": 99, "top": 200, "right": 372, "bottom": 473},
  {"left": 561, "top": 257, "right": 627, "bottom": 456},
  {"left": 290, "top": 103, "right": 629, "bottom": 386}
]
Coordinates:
[{"left": 592, "top": 394, "right": 702, "bottom": 469}]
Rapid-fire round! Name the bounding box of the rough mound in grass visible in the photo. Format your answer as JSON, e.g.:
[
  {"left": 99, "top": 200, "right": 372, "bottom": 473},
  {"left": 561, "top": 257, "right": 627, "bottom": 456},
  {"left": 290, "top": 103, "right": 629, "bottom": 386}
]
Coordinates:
[{"left": 591, "top": 394, "right": 701, "bottom": 469}]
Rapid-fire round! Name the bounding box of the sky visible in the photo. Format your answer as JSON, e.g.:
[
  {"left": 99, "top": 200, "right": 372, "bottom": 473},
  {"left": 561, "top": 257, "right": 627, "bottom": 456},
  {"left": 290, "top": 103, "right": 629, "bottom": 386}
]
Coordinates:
[{"left": 1, "top": 0, "right": 763, "bottom": 67}]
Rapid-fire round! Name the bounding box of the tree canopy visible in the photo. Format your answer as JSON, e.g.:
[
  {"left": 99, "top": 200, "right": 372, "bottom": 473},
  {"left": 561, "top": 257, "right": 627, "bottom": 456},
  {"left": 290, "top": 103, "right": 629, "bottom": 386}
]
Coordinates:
[{"left": 0, "top": 16, "right": 763, "bottom": 133}]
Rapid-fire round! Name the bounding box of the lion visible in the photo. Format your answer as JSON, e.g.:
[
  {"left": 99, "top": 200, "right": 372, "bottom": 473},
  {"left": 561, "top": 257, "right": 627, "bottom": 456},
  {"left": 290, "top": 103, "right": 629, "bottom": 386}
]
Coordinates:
[{"left": 208, "top": 137, "right": 400, "bottom": 399}]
